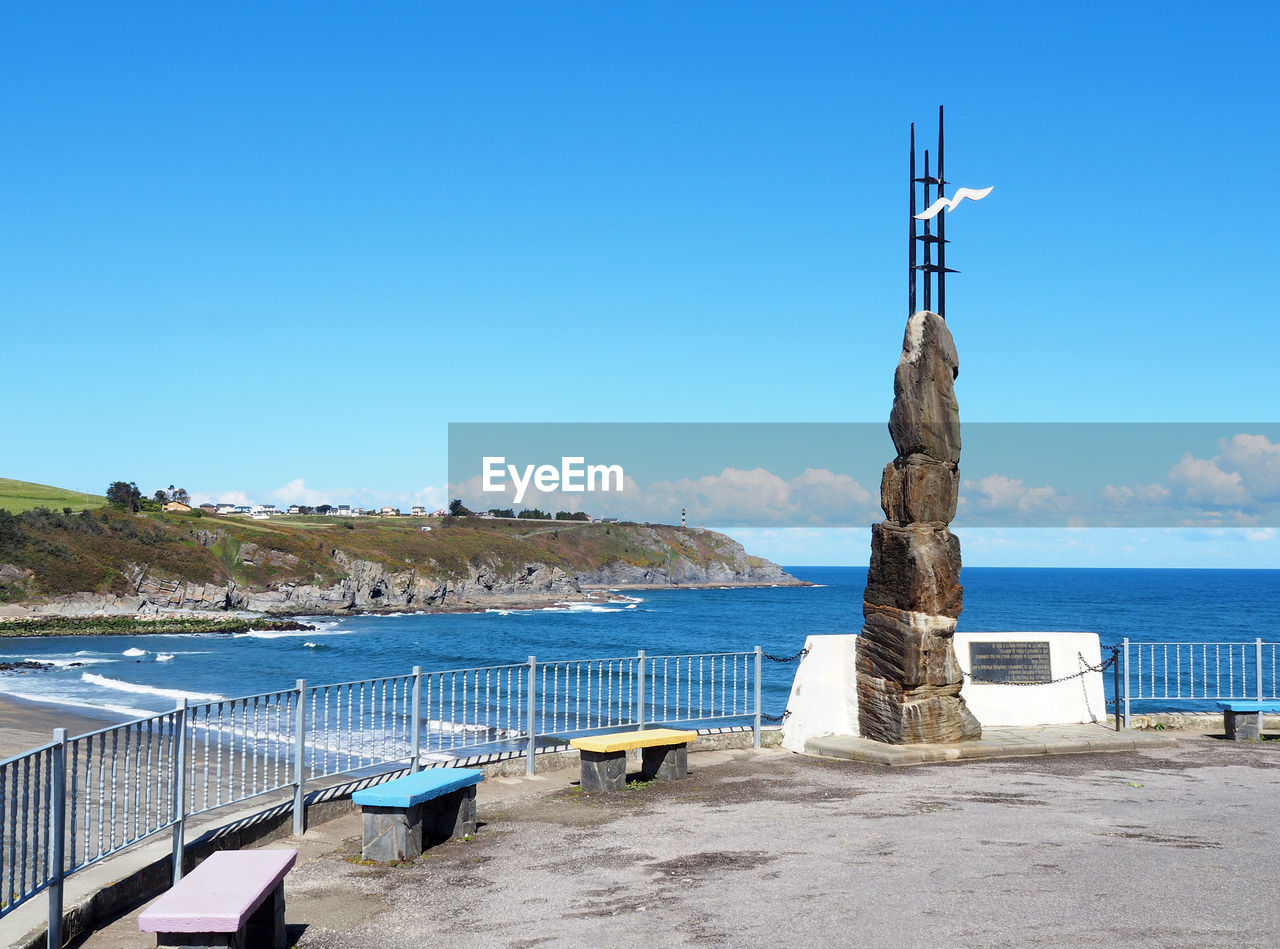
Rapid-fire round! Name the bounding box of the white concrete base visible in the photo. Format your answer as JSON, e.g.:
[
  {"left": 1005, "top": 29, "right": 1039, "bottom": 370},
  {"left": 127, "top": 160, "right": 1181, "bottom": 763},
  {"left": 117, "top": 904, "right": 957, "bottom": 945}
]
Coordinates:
[
  {"left": 780, "top": 635, "right": 860, "bottom": 751},
  {"left": 780, "top": 631, "right": 1109, "bottom": 744},
  {"left": 956, "top": 632, "right": 1108, "bottom": 727}
]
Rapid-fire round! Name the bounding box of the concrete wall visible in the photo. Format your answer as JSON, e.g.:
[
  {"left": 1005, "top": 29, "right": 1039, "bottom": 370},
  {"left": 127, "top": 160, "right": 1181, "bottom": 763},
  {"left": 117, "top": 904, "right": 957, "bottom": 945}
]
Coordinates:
[
  {"left": 780, "top": 631, "right": 1110, "bottom": 747},
  {"left": 780, "top": 635, "right": 859, "bottom": 751},
  {"left": 956, "top": 632, "right": 1108, "bottom": 727}
]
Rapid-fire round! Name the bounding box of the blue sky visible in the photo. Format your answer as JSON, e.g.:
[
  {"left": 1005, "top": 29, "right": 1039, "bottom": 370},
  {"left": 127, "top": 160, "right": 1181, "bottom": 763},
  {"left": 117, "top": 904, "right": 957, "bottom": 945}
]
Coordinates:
[{"left": 2, "top": 3, "right": 1278, "bottom": 566}]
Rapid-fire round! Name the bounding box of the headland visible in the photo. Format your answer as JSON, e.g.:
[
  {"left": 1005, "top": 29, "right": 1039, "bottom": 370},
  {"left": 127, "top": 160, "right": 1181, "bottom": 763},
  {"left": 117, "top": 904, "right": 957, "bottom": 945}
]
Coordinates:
[{"left": 0, "top": 503, "right": 803, "bottom": 630}]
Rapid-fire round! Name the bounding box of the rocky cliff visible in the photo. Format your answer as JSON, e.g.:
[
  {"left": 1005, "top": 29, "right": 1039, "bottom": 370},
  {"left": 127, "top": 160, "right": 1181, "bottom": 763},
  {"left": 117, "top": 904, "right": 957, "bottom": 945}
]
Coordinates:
[{"left": 0, "top": 512, "right": 799, "bottom": 619}]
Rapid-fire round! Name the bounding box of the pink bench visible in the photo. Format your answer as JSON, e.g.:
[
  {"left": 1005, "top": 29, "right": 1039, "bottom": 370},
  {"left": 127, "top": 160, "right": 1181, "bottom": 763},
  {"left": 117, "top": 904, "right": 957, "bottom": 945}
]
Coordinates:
[{"left": 139, "top": 849, "right": 297, "bottom": 949}]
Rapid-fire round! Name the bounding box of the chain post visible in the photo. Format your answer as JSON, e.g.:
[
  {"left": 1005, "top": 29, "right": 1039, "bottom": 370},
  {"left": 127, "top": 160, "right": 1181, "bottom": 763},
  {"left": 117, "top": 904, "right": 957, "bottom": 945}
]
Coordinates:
[
  {"left": 1122, "top": 638, "right": 1130, "bottom": 729},
  {"left": 636, "top": 650, "right": 646, "bottom": 730},
  {"left": 411, "top": 666, "right": 423, "bottom": 773},
  {"left": 47, "top": 728, "right": 67, "bottom": 949},
  {"left": 526, "top": 656, "right": 537, "bottom": 776},
  {"left": 1112, "top": 646, "right": 1122, "bottom": 731},
  {"left": 292, "top": 679, "right": 306, "bottom": 836},
  {"left": 171, "top": 698, "right": 188, "bottom": 883},
  {"left": 753, "top": 646, "right": 763, "bottom": 748}
]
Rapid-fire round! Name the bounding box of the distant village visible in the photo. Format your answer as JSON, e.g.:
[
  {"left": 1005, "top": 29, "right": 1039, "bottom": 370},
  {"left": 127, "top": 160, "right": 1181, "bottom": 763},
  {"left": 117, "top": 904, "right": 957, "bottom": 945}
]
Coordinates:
[
  {"left": 126, "top": 483, "right": 637, "bottom": 525},
  {"left": 162, "top": 501, "right": 450, "bottom": 520},
  {"left": 160, "top": 500, "right": 625, "bottom": 524}
]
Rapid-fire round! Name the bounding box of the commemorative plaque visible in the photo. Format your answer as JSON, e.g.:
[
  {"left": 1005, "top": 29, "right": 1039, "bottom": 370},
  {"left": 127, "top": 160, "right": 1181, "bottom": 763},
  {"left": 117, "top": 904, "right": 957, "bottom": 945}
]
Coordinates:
[{"left": 968, "top": 641, "right": 1052, "bottom": 684}]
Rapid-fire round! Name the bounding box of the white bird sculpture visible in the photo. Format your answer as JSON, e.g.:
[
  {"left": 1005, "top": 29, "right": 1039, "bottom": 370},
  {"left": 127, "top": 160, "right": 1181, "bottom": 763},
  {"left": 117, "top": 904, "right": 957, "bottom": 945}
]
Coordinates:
[{"left": 913, "top": 186, "right": 993, "bottom": 221}]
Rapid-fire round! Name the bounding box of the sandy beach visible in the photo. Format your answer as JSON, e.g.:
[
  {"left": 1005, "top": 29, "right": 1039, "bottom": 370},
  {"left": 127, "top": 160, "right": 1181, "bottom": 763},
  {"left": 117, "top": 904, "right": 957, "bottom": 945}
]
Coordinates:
[{"left": 0, "top": 693, "right": 128, "bottom": 760}]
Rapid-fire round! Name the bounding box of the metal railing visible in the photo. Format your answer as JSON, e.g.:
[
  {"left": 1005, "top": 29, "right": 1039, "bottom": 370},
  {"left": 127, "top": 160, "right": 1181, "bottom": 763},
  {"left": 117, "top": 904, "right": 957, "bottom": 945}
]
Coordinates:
[
  {"left": 1120, "top": 639, "right": 1280, "bottom": 724},
  {"left": 0, "top": 647, "right": 765, "bottom": 943}
]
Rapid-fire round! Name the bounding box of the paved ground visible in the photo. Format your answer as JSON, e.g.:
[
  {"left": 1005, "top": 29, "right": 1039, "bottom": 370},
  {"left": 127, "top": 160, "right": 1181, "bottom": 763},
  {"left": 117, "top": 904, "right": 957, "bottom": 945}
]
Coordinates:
[{"left": 83, "top": 736, "right": 1280, "bottom": 949}]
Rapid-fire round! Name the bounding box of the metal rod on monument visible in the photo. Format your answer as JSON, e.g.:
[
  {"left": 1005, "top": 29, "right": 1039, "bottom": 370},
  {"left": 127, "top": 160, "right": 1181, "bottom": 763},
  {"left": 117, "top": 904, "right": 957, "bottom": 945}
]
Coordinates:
[
  {"left": 909, "top": 122, "right": 917, "bottom": 316},
  {"left": 937, "top": 105, "right": 946, "bottom": 320},
  {"left": 922, "top": 149, "right": 932, "bottom": 312}
]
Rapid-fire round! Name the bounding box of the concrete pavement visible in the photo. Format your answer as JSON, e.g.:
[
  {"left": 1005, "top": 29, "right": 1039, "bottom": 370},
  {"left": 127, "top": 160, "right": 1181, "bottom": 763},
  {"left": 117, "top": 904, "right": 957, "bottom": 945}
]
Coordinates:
[{"left": 77, "top": 734, "right": 1280, "bottom": 949}]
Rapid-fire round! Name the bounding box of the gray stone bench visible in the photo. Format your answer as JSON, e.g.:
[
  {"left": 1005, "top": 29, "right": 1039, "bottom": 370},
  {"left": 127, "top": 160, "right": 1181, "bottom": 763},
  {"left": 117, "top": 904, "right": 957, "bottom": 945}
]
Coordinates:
[
  {"left": 138, "top": 849, "right": 296, "bottom": 949},
  {"left": 568, "top": 728, "right": 698, "bottom": 791},
  {"left": 1218, "top": 701, "right": 1280, "bottom": 740},
  {"left": 351, "top": 767, "right": 484, "bottom": 861}
]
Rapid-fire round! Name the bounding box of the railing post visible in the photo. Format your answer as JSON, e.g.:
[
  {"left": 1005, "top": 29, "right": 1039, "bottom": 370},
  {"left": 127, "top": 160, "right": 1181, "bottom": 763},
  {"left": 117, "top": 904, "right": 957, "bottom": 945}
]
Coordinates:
[
  {"left": 47, "top": 728, "right": 67, "bottom": 949},
  {"left": 411, "top": 666, "right": 423, "bottom": 773},
  {"left": 292, "top": 680, "right": 306, "bottom": 837},
  {"left": 171, "top": 699, "right": 188, "bottom": 883},
  {"left": 1112, "top": 646, "right": 1121, "bottom": 731},
  {"left": 636, "top": 650, "right": 646, "bottom": 730},
  {"left": 753, "top": 646, "right": 763, "bottom": 749},
  {"left": 1122, "top": 638, "right": 1131, "bottom": 729},
  {"left": 526, "top": 656, "right": 537, "bottom": 776},
  {"left": 1256, "top": 639, "right": 1264, "bottom": 703}
]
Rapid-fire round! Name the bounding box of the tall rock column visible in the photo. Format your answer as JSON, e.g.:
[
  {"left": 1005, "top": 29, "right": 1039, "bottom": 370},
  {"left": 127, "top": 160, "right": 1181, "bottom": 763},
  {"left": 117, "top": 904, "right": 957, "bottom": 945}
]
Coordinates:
[{"left": 857, "top": 310, "right": 981, "bottom": 744}]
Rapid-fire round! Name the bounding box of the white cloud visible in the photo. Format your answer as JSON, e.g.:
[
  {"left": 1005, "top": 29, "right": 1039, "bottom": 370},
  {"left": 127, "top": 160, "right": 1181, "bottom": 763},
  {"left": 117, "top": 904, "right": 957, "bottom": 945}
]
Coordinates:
[
  {"left": 1217, "top": 434, "right": 1280, "bottom": 502},
  {"left": 270, "top": 478, "right": 352, "bottom": 507},
  {"left": 189, "top": 489, "right": 254, "bottom": 506},
  {"left": 452, "top": 466, "right": 878, "bottom": 526},
  {"left": 962, "top": 474, "right": 1066, "bottom": 514},
  {"left": 1098, "top": 482, "right": 1171, "bottom": 508},
  {"left": 394, "top": 485, "right": 449, "bottom": 511},
  {"left": 648, "top": 467, "right": 877, "bottom": 526},
  {"left": 1167, "top": 453, "right": 1249, "bottom": 506}
]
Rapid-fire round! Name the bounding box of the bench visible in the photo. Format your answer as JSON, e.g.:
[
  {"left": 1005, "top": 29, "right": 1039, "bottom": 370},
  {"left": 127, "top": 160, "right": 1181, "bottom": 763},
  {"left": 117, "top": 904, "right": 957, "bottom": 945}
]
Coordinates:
[
  {"left": 351, "top": 767, "right": 484, "bottom": 861},
  {"left": 568, "top": 728, "right": 698, "bottom": 791},
  {"left": 1218, "top": 702, "right": 1280, "bottom": 740},
  {"left": 138, "top": 849, "right": 296, "bottom": 949}
]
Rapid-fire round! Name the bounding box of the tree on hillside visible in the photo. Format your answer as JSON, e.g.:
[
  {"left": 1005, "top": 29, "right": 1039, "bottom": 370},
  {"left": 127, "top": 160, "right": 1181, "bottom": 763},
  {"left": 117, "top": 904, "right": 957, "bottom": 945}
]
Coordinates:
[
  {"left": 154, "top": 489, "right": 168, "bottom": 503},
  {"left": 106, "top": 481, "right": 143, "bottom": 513},
  {"left": 0, "top": 510, "right": 21, "bottom": 551},
  {"left": 448, "top": 499, "right": 473, "bottom": 516}
]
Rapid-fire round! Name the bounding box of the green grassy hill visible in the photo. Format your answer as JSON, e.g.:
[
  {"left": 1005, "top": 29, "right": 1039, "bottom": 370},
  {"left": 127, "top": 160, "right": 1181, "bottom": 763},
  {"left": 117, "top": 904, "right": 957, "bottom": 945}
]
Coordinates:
[
  {"left": 0, "top": 478, "right": 105, "bottom": 514},
  {"left": 0, "top": 499, "right": 787, "bottom": 606}
]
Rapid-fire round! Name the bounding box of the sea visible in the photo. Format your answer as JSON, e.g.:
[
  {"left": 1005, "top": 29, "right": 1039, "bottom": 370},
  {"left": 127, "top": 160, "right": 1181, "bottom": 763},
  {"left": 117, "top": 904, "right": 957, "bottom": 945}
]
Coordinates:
[{"left": 2, "top": 567, "right": 1279, "bottom": 727}]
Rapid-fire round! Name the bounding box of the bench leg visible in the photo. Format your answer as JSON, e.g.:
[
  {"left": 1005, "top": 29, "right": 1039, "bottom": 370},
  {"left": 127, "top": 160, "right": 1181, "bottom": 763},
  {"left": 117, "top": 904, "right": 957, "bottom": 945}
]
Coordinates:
[
  {"left": 157, "top": 932, "right": 244, "bottom": 948},
  {"left": 245, "top": 881, "right": 287, "bottom": 949},
  {"left": 1225, "top": 710, "right": 1261, "bottom": 741},
  {"left": 423, "top": 785, "right": 477, "bottom": 846},
  {"left": 362, "top": 802, "right": 425, "bottom": 862},
  {"left": 579, "top": 749, "right": 627, "bottom": 791},
  {"left": 640, "top": 743, "right": 687, "bottom": 782}
]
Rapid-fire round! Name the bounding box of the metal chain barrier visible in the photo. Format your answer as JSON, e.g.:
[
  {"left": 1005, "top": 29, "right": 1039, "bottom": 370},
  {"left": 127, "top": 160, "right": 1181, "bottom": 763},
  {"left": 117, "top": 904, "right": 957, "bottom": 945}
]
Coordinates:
[
  {"left": 761, "top": 647, "right": 809, "bottom": 663},
  {"left": 758, "top": 648, "right": 808, "bottom": 722},
  {"left": 962, "top": 649, "right": 1118, "bottom": 686}
]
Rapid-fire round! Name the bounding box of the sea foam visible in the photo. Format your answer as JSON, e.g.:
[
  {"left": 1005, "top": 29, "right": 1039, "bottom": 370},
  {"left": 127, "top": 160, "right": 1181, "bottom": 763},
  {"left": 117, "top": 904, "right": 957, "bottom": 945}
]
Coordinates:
[{"left": 81, "top": 673, "right": 224, "bottom": 703}]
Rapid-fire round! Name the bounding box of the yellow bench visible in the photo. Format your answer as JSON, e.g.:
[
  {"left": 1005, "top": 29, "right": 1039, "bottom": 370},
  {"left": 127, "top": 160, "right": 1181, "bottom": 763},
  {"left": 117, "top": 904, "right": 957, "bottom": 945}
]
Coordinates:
[{"left": 569, "top": 728, "right": 698, "bottom": 791}]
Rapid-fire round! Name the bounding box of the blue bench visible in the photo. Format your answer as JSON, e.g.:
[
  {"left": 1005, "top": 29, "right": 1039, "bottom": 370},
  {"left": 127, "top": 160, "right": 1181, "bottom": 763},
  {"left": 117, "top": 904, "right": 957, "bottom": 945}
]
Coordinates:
[
  {"left": 352, "top": 768, "right": 484, "bottom": 861},
  {"left": 1217, "top": 702, "right": 1280, "bottom": 740}
]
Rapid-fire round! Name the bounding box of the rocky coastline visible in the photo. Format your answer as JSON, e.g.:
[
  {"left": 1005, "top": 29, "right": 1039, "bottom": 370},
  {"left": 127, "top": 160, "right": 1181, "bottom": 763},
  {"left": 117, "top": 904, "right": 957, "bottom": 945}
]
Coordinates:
[{"left": 0, "top": 530, "right": 802, "bottom": 630}]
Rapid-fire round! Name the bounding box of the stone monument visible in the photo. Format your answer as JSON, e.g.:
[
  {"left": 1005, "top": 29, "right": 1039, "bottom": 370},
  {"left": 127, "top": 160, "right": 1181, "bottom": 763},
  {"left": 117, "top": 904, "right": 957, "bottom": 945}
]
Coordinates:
[
  {"left": 855, "top": 106, "right": 988, "bottom": 744},
  {"left": 856, "top": 309, "right": 980, "bottom": 743}
]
